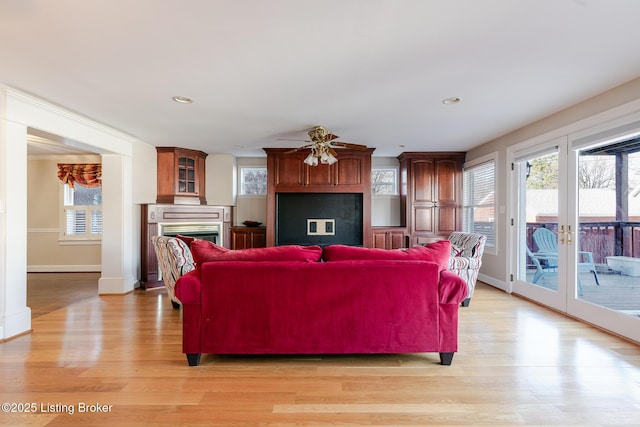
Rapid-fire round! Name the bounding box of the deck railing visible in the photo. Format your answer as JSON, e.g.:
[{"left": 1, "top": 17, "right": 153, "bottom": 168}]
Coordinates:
[{"left": 527, "top": 221, "right": 640, "bottom": 264}]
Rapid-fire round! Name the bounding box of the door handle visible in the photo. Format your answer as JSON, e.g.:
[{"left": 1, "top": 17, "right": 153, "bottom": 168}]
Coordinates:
[
  {"left": 567, "top": 225, "right": 573, "bottom": 245},
  {"left": 559, "top": 225, "right": 566, "bottom": 244}
]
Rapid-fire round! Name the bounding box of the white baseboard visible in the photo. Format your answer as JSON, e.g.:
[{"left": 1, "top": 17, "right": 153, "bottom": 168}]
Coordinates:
[
  {"left": 27, "top": 265, "right": 101, "bottom": 273},
  {"left": 0, "top": 306, "right": 31, "bottom": 341},
  {"left": 477, "top": 273, "right": 509, "bottom": 293}
]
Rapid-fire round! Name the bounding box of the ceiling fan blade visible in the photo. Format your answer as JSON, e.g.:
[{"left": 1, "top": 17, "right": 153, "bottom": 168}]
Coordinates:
[
  {"left": 328, "top": 147, "right": 339, "bottom": 157},
  {"left": 277, "top": 138, "right": 312, "bottom": 142},
  {"left": 283, "top": 144, "right": 313, "bottom": 155},
  {"left": 331, "top": 141, "right": 369, "bottom": 150},
  {"left": 325, "top": 133, "right": 340, "bottom": 141}
]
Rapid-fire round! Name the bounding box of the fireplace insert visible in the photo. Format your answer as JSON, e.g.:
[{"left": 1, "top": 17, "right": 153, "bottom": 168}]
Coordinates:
[{"left": 160, "top": 223, "right": 222, "bottom": 245}]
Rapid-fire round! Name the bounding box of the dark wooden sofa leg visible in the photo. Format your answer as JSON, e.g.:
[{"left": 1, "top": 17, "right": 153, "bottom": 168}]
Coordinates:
[
  {"left": 171, "top": 300, "right": 181, "bottom": 309},
  {"left": 461, "top": 297, "right": 471, "bottom": 307},
  {"left": 439, "top": 352, "right": 454, "bottom": 365},
  {"left": 186, "top": 353, "right": 201, "bottom": 366}
]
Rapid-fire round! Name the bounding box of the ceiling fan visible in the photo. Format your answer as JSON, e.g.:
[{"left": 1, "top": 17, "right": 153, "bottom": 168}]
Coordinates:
[{"left": 280, "top": 126, "right": 368, "bottom": 166}]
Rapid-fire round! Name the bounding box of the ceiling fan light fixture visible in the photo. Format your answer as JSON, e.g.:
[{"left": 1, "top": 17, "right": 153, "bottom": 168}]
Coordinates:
[
  {"left": 288, "top": 125, "right": 368, "bottom": 166},
  {"left": 304, "top": 152, "right": 318, "bottom": 166},
  {"left": 320, "top": 151, "right": 330, "bottom": 164}
]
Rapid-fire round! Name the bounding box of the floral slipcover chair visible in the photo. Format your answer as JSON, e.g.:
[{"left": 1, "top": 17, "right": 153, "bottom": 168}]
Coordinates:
[
  {"left": 151, "top": 236, "right": 196, "bottom": 308},
  {"left": 448, "top": 232, "right": 487, "bottom": 307}
]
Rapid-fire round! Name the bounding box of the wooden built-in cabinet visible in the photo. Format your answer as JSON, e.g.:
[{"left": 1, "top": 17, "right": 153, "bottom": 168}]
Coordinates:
[
  {"left": 156, "top": 147, "right": 208, "bottom": 205},
  {"left": 230, "top": 227, "right": 266, "bottom": 250},
  {"left": 398, "top": 152, "right": 465, "bottom": 246},
  {"left": 372, "top": 227, "right": 408, "bottom": 249},
  {"left": 267, "top": 149, "right": 368, "bottom": 191},
  {"left": 264, "top": 148, "right": 375, "bottom": 247}
]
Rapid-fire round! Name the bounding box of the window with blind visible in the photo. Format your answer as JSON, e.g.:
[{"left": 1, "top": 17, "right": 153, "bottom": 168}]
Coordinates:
[
  {"left": 462, "top": 157, "right": 496, "bottom": 249},
  {"left": 62, "top": 183, "right": 102, "bottom": 240}
]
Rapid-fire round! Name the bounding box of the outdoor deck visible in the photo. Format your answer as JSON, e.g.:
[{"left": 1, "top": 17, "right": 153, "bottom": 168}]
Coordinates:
[
  {"left": 524, "top": 221, "right": 640, "bottom": 317},
  {"left": 526, "top": 266, "right": 640, "bottom": 317}
]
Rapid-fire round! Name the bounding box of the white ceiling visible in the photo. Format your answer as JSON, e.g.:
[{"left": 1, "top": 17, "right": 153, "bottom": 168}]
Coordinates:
[{"left": 3, "top": 0, "right": 640, "bottom": 157}]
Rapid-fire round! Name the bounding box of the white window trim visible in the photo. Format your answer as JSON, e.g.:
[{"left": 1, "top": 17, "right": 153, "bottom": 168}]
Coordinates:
[
  {"left": 463, "top": 152, "right": 498, "bottom": 256},
  {"left": 59, "top": 183, "right": 102, "bottom": 243},
  {"left": 372, "top": 166, "right": 399, "bottom": 196},
  {"left": 238, "top": 166, "right": 267, "bottom": 197}
]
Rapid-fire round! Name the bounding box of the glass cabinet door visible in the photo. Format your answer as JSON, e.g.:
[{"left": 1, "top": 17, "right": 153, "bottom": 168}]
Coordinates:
[{"left": 177, "top": 156, "right": 196, "bottom": 194}]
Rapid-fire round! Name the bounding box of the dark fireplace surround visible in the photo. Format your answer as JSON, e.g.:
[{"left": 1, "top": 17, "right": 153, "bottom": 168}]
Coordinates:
[{"left": 276, "top": 193, "right": 364, "bottom": 247}]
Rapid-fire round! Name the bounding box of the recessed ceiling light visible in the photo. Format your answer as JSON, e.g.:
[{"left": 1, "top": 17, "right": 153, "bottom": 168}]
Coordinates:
[
  {"left": 442, "top": 97, "right": 461, "bottom": 105},
  {"left": 172, "top": 96, "right": 193, "bottom": 104}
]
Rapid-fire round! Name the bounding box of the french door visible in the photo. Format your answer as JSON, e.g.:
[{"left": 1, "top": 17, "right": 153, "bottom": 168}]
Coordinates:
[
  {"left": 511, "top": 138, "right": 573, "bottom": 311},
  {"left": 510, "top": 130, "right": 640, "bottom": 342}
]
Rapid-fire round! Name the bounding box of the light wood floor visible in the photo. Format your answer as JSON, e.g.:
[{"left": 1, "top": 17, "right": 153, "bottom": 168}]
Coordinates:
[{"left": 1, "top": 275, "right": 639, "bottom": 426}]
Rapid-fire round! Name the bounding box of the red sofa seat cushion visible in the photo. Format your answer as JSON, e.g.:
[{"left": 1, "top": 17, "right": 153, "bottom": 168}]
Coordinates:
[
  {"left": 190, "top": 240, "right": 323, "bottom": 266},
  {"left": 322, "top": 240, "right": 451, "bottom": 271}
]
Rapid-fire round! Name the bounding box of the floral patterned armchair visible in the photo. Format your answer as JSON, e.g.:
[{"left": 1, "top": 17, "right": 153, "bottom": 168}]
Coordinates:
[
  {"left": 448, "top": 232, "right": 487, "bottom": 307},
  {"left": 151, "top": 236, "right": 196, "bottom": 308}
]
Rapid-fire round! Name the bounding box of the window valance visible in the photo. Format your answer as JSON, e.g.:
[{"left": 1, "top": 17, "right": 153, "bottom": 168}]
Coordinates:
[{"left": 57, "top": 163, "right": 102, "bottom": 188}]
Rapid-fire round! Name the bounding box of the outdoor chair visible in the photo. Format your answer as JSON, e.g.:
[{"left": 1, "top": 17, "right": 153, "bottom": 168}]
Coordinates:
[
  {"left": 533, "top": 227, "right": 600, "bottom": 284},
  {"left": 526, "top": 244, "right": 589, "bottom": 295},
  {"left": 529, "top": 227, "right": 599, "bottom": 293}
]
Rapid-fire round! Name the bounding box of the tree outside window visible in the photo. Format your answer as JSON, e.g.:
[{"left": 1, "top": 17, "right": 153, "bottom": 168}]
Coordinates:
[
  {"left": 240, "top": 167, "right": 267, "bottom": 195},
  {"left": 372, "top": 168, "right": 397, "bottom": 195}
]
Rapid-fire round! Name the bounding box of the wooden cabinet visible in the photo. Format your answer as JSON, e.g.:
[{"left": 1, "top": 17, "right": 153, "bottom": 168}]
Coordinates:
[
  {"left": 156, "top": 147, "right": 207, "bottom": 205},
  {"left": 264, "top": 148, "right": 374, "bottom": 247},
  {"left": 372, "top": 227, "right": 408, "bottom": 249},
  {"left": 398, "top": 152, "right": 464, "bottom": 245},
  {"left": 230, "top": 227, "right": 266, "bottom": 249},
  {"left": 266, "top": 149, "right": 369, "bottom": 191}
]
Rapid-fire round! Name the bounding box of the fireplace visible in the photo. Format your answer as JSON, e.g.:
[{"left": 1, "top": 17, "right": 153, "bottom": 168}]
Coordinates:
[
  {"left": 140, "top": 203, "right": 232, "bottom": 288},
  {"left": 159, "top": 223, "right": 222, "bottom": 245},
  {"left": 276, "top": 193, "right": 363, "bottom": 246}
]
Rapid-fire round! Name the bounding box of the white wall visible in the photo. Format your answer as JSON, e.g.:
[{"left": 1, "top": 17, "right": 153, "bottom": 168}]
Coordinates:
[
  {"left": 0, "top": 96, "right": 30, "bottom": 340},
  {"left": 27, "top": 156, "right": 102, "bottom": 272},
  {"left": 206, "top": 153, "right": 236, "bottom": 206},
  {"left": 466, "top": 76, "right": 640, "bottom": 289}
]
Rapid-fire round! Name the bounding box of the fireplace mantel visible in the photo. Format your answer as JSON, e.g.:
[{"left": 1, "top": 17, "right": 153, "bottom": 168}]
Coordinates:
[{"left": 139, "top": 203, "right": 233, "bottom": 288}]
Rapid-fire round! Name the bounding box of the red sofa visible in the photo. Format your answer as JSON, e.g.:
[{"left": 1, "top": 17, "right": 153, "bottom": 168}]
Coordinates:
[{"left": 174, "top": 242, "right": 468, "bottom": 367}]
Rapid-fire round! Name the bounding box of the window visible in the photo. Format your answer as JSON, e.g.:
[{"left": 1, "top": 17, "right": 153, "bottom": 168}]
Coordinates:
[
  {"left": 462, "top": 156, "right": 496, "bottom": 249},
  {"left": 62, "top": 184, "right": 102, "bottom": 240},
  {"left": 372, "top": 168, "right": 398, "bottom": 195},
  {"left": 240, "top": 167, "right": 267, "bottom": 195}
]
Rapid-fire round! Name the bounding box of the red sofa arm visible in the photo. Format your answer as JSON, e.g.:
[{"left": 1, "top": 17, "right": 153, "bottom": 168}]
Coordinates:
[
  {"left": 174, "top": 269, "right": 201, "bottom": 305},
  {"left": 439, "top": 270, "right": 469, "bottom": 305}
]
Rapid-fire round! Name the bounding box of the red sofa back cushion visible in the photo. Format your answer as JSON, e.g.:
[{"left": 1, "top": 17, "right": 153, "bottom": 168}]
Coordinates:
[
  {"left": 191, "top": 240, "right": 323, "bottom": 265},
  {"left": 322, "top": 240, "right": 451, "bottom": 271},
  {"left": 175, "top": 234, "right": 197, "bottom": 247}
]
